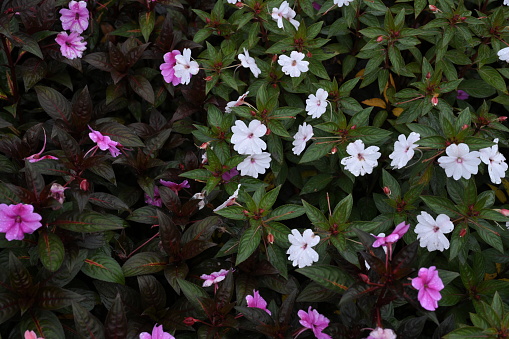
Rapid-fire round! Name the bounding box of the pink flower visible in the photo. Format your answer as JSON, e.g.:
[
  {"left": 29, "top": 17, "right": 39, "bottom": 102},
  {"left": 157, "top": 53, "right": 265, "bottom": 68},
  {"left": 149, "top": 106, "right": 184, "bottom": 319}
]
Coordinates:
[
  {"left": 139, "top": 324, "right": 175, "bottom": 339},
  {"left": 55, "top": 31, "right": 87, "bottom": 60},
  {"left": 24, "top": 130, "right": 58, "bottom": 163},
  {"left": 159, "top": 179, "right": 190, "bottom": 194},
  {"left": 50, "top": 183, "right": 69, "bottom": 205},
  {"left": 411, "top": 266, "right": 444, "bottom": 311},
  {"left": 87, "top": 126, "right": 122, "bottom": 157},
  {"left": 160, "top": 50, "right": 182, "bottom": 86},
  {"left": 59, "top": 1, "right": 89, "bottom": 34},
  {"left": 24, "top": 330, "right": 44, "bottom": 339},
  {"left": 200, "top": 269, "right": 230, "bottom": 287},
  {"left": 222, "top": 168, "right": 239, "bottom": 182},
  {"left": 246, "top": 290, "right": 271, "bottom": 315},
  {"left": 145, "top": 186, "right": 162, "bottom": 207},
  {"left": 372, "top": 221, "right": 410, "bottom": 247},
  {"left": 0, "top": 204, "right": 42, "bottom": 241},
  {"left": 366, "top": 327, "right": 397, "bottom": 339},
  {"left": 456, "top": 90, "right": 469, "bottom": 100},
  {"left": 297, "top": 307, "right": 332, "bottom": 339}
]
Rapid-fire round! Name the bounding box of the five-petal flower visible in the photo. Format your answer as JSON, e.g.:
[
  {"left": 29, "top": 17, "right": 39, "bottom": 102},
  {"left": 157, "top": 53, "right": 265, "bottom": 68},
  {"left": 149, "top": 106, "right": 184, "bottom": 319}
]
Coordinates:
[
  {"left": 437, "top": 143, "right": 481, "bottom": 180},
  {"left": 287, "top": 229, "right": 320, "bottom": 268},
  {"left": 414, "top": 212, "right": 454, "bottom": 252},
  {"left": 411, "top": 266, "right": 444, "bottom": 311},
  {"left": 278, "top": 51, "right": 309, "bottom": 77}
]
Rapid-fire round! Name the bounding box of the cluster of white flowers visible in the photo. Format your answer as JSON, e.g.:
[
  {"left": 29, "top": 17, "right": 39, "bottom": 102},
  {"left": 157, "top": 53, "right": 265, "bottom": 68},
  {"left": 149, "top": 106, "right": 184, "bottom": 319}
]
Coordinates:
[
  {"left": 231, "top": 119, "right": 271, "bottom": 178},
  {"left": 271, "top": 1, "right": 300, "bottom": 29}
]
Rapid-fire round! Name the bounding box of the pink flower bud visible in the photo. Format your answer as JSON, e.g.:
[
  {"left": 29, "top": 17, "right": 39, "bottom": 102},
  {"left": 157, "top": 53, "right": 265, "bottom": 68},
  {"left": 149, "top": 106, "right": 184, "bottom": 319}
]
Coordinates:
[
  {"left": 80, "top": 179, "right": 89, "bottom": 191},
  {"left": 330, "top": 147, "right": 337, "bottom": 154},
  {"left": 431, "top": 96, "right": 439, "bottom": 106},
  {"left": 426, "top": 72, "right": 431, "bottom": 79},
  {"left": 459, "top": 228, "right": 467, "bottom": 237},
  {"left": 495, "top": 209, "right": 509, "bottom": 216},
  {"left": 350, "top": 125, "right": 357, "bottom": 129},
  {"left": 499, "top": 116, "right": 507, "bottom": 122},
  {"left": 267, "top": 233, "right": 274, "bottom": 244},
  {"left": 376, "top": 36, "right": 384, "bottom": 42},
  {"left": 461, "top": 124, "right": 469, "bottom": 130},
  {"left": 383, "top": 186, "right": 391, "bottom": 196}
]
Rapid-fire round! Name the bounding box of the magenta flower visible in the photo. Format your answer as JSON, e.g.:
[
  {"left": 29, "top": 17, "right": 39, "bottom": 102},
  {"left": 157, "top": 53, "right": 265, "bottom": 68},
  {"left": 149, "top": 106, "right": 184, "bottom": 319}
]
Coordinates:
[
  {"left": 59, "top": 1, "right": 89, "bottom": 34},
  {"left": 159, "top": 179, "right": 190, "bottom": 194},
  {"left": 246, "top": 290, "right": 271, "bottom": 315},
  {"left": 200, "top": 269, "right": 229, "bottom": 287},
  {"left": 312, "top": 1, "right": 322, "bottom": 10},
  {"left": 372, "top": 221, "right": 410, "bottom": 247},
  {"left": 456, "top": 90, "right": 469, "bottom": 100},
  {"left": 24, "top": 330, "right": 44, "bottom": 339},
  {"left": 55, "top": 31, "right": 87, "bottom": 60},
  {"left": 160, "top": 50, "right": 182, "bottom": 86},
  {"left": 87, "top": 126, "right": 122, "bottom": 157},
  {"left": 139, "top": 324, "right": 174, "bottom": 339},
  {"left": 50, "top": 183, "right": 69, "bottom": 205},
  {"left": 297, "top": 307, "right": 332, "bottom": 339},
  {"left": 145, "top": 186, "right": 162, "bottom": 207},
  {"left": 411, "top": 266, "right": 444, "bottom": 311},
  {"left": 0, "top": 204, "right": 42, "bottom": 241},
  {"left": 24, "top": 130, "right": 58, "bottom": 163},
  {"left": 221, "top": 168, "right": 239, "bottom": 182}
]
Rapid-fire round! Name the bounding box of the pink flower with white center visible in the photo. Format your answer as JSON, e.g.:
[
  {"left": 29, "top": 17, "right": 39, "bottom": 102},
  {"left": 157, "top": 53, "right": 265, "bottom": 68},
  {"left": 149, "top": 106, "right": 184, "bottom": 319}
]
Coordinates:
[
  {"left": 287, "top": 229, "right": 320, "bottom": 268},
  {"left": 24, "top": 330, "right": 44, "bottom": 339},
  {"left": 437, "top": 143, "right": 481, "bottom": 180},
  {"left": 0, "top": 204, "right": 42, "bottom": 241},
  {"left": 246, "top": 290, "right": 271, "bottom": 315},
  {"left": 238, "top": 49, "right": 261, "bottom": 78},
  {"left": 24, "top": 130, "right": 58, "bottom": 163},
  {"left": 414, "top": 212, "right": 454, "bottom": 252},
  {"left": 226, "top": 91, "right": 249, "bottom": 113},
  {"left": 160, "top": 50, "right": 182, "bottom": 86},
  {"left": 292, "top": 122, "right": 314, "bottom": 155},
  {"left": 231, "top": 120, "right": 267, "bottom": 155},
  {"left": 372, "top": 221, "right": 410, "bottom": 248},
  {"left": 59, "top": 1, "right": 89, "bottom": 34},
  {"left": 366, "top": 327, "right": 397, "bottom": 339},
  {"left": 144, "top": 186, "right": 162, "bottom": 207},
  {"left": 341, "top": 140, "right": 381, "bottom": 177},
  {"left": 200, "top": 269, "right": 230, "bottom": 287},
  {"left": 297, "top": 307, "right": 332, "bottom": 339},
  {"left": 139, "top": 324, "right": 175, "bottom": 339},
  {"left": 479, "top": 139, "right": 508, "bottom": 185},
  {"left": 173, "top": 48, "right": 199, "bottom": 85},
  {"left": 237, "top": 152, "right": 271, "bottom": 178},
  {"left": 333, "top": 0, "right": 355, "bottom": 7},
  {"left": 306, "top": 88, "right": 328, "bottom": 119},
  {"left": 411, "top": 266, "right": 444, "bottom": 311},
  {"left": 213, "top": 184, "right": 241, "bottom": 211},
  {"left": 278, "top": 51, "right": 309, "bottom": 77},
  {"left": 55, "top": 31, "right": 87, "bottom": 60},
  {"left": 50, "top": 183, "right": 69, "bottom": 205},
  {"left": 389, "top": 132, "right": 420, "bottom": 169},
  {"left": 87, "top": 126, "right": 122, "bottom": 157},
  {"left": 271, "top": 1, "right": 300, "bottom": 29},
  {"left": 159, "top": 179, "right": 190, "bottom": 194}
]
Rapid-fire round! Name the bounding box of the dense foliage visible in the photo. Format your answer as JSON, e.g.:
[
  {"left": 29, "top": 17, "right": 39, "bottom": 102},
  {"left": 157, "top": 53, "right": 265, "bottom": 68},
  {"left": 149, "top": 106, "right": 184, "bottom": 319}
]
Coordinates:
[{"left": 1, "top": 0, "right": 509, "bottom": 338}]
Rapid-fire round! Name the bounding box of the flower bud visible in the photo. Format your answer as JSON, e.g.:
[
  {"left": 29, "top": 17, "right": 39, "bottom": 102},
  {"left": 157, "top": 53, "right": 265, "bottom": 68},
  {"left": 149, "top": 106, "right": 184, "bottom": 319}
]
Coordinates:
[
  {"left": 376, "top": 36, "right": 384, "bottom": 42},
  {"left": 330, "top": 147, "right": 337, "bottom": 155},
  {"left": 350, "top": 124, "right": 357, "bottom": 130},
  {"left": 80, "top": 179, "right": 89, "bottom": 191},
  {"left": 461, "top": 124, "right": 469, "bottom": 130},
  {"left": 199, "top": 141, "right": 210, "bottom": 149},
  {"left": 426, "top": 72, "right": 431, "bottom": 79},
  {"left": 306, "top": 51, "right": 313, "bottom": 58},
  {"left": 206, "top": 18, "right": 211, "bottom": 24},
  {"left": 359, "top": 273, "right": 369, "bottom": 283},
  {"left": 429, "top": 4, "right": 440, "bottom": 13},
  {"left": 459, "top": 228, "right": 467, "bottom": 237},
  {"left": 267, "top": 233, "right": 275, "bottom": 244},
  {"left": 495, "top": 209, "right": 509, "bottom": 216},
  {"left": 431, "top": 96, "right": 439, "bottom": 106},
  {"left": 204, "top": 76, "right": 213, "bottom": 81},
  {"left": 183, "top": 317, "right": 198, "bottom": 326},
  {"left": 265, "top": 128, "right": 271, "bottom": 135},
  {"left": 499, "top": 116, "right": 507, "bottom": 122},
  {"left": 383, "top": 186, "right": 391, "bottom": 196},
  {"left": 235, "top": 1, "right": 244, "bottom": 7},
  {"left": 272, "top": 54, "right": 278, "bottom": 63}
]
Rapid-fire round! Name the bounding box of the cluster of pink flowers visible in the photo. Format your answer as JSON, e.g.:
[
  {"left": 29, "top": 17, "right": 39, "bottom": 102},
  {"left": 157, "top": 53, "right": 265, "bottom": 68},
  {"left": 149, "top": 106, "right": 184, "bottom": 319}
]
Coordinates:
[{"left": 56, "top": 1, "right": 89, "bottom": 59}]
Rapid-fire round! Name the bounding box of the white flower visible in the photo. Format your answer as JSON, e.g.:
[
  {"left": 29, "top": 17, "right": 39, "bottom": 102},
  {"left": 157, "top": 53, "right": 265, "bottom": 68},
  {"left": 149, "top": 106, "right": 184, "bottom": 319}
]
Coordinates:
[
  {"left": 292, "top": 123, "right": 314, "bottom": 155},
  {"left": 237, "top": 152, "right": 271, "bottom": 178},
  {"left": 271, "top": 1, "right": 300, "bottom": 30},
  {"left": 437, "top": 143, "right": 481, "bottom": 180},
  {"left": 238, "top": 49, "right": 261, "bottom": 78},
  {"left": 227, "top": 0, "right": 237, "bottom": 3},
  {"left": 278, "top": 51, "right": 309, "bottom": 78},
  {"left": 305, "top": 88, "right": 328, "bottom": 119},
  {"left": 498, "top": 47, "right": 509, "bottom": 62},
  {"left": 226, "top": 91, "right": 249, "bottom": 113},
  {"left": 231, "top": 119, "right": 267, "bottom": 155},
  {"left": 333, "top": 0, "right": 355, "bottom": 7},
  {"left": 341, "top": 140, "right": 381, "bottom": 176},
  {"left": 414, "top": 212, "right": 454, "bottom": 252},
  {"left": 214, "top": 184, "right": 241, "bottom": 211},
  {"left": 389, "top": 132, "right": 421, "bottom": 169},
  {"left": 367, "top": 327, "right": 397, "bottom": 339},
  {"left": 479, "top": 139, "right": 508, "bottom": 184},
  {"left": 173, "top": 48, "right": 200, "bottom": 85},
  {"left": 505, "top": 0, "right": 509, "bottom": 6},
  {"left": 287, "top": 229, "right": 320, "bottom": 268},
  {"left": 192, "top": 192, "right": 206, "bottom": 210}
]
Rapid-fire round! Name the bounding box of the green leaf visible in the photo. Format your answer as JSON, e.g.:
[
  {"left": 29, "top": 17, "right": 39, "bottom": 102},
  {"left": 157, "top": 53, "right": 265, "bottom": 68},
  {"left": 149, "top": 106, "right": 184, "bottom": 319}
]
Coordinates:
[
  {"left": 236, "top": 226, "right": 262, "bottom": 265},
  {"left": 296, "top": 265, "right": 353, "bottom": 293},
  {"left": 122, "top": 252, "right": 166, "bottom": 277},
  {"left": 35, "top": 86, "right": 72, "bottom": 124},
  {"left": 300, "top": 174, "right": 333, "bottom": 195},
  {"left": 260, "top": 185, "right": 281, "bottom": 211},
  {"left": 214, "top": 206, "right": 248, "bottom": 220},
  {"left": 37, "top": 286, "right": 84, "bottom": 310},
  {"left": 267, "top": 244, "right": 288, "bottom": 279},
  {"left": 471, "top": 220, "right": 503, "bottom": 253},
  {"left": 98, "top": 122, "right": 145, "bottom": 147},
  {"left": 443, "top": 327, "right": 486, "bottom": 338},
  {"left": 302, "top": 199, "right": 329, "bottom": 230},
  {"left": 81, "top": 253, "right": 125, "bottom": 285},
  {"left": 72, "top": 301, "right": 105, "bottom": 339},
  {"left": 139, "top": 11, "right": 155, "bottom": 42},
  {"left": 299, "top": 141, "right": 333, "bottom": 163},
  {"left": 38, "top": 232, "right": 65, "bottom": 272},
  {"left": 266, "top": 222, "right": 291, "bottom": 248},
  {"left": 332, "top": 194, "right": 353, "bottom": 224},
  {"left": 19, "top": 310, "right": 64, "bottom": 339},
  {"left": 420, "top": 196, "right": 460, "bottom": 217},
  {"left": 269, "top": 204, "right": 305, "bottom": 221},
  {"left": 53, "top": 211, "right": 126, "bottom": 232},
  {"left": 478, "top": 66, "right": 508, "bottom": 94},
  {"left": 176, "top": 278, "right": 209, "bottom": 309},
  {"left": 164, "top": 262, "right": 189, "bottom": 294},
  {"left": 128, "top": 75, "right": 155, "bottom": 104}
]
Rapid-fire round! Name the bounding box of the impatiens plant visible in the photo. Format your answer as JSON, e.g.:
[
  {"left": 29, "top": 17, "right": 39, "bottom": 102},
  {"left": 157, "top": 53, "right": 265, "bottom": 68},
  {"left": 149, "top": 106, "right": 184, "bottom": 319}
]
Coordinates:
[{"left": 1, "top": 0, "right": 509, "bottom": 337}]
